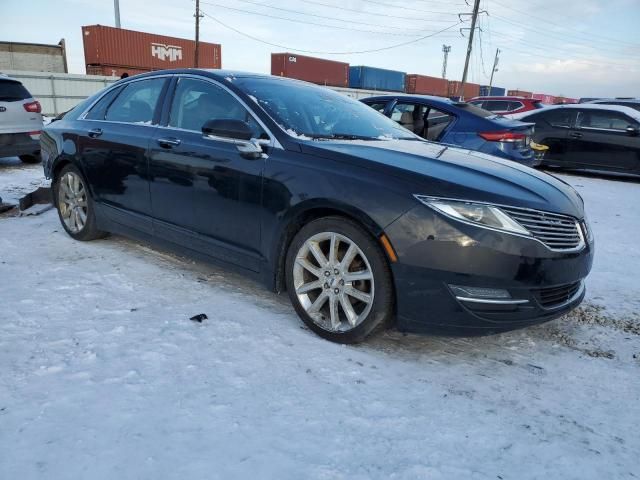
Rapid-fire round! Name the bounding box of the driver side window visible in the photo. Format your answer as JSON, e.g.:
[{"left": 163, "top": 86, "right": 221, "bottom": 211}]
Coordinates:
[{"left": 169, "top": 78, "right": 266, "bottom": 139}]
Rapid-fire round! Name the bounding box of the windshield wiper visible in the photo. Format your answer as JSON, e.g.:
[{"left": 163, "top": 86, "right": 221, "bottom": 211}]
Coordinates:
[{"left": 307, "top": 133, "right": 381, "bottom": 141}]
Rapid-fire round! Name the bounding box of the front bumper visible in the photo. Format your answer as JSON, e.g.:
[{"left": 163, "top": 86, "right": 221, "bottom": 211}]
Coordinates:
[
  {"left": 0, "top": 133, "right": 40, "bottom": 158},
  {"left": 385, "top": 205, "right": 594, "bottom": 335}
]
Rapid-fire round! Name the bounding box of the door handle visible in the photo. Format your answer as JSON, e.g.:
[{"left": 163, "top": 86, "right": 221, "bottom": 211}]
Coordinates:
[
  {"left": 157, "top": 137, "right": 181, "bottom": 148},
  {"left": 569, "top": 132, "right": 583, "bottom": 139},
  {"left": 88, "top": 128, "right": 103, "bottom": 138}
]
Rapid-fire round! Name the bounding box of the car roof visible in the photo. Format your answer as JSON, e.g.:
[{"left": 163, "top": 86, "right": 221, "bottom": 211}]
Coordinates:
[
  {"left": 513, "top": 103, "right": 640, "bottom": 122},
  {"left": 589, "top": 99, "right": 640, "bottom": 104},
  {"left": 362, "top": 94, "right": 453, "bottom": 106},
  {"left": 469, "top": 96, "right": 535, "bottom": 101}
]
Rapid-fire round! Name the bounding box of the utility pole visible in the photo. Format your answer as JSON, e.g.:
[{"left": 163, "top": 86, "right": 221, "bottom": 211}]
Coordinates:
[
  {"left": 489, "top": 48, "right": 500, "bottom": 89},
  {"left": 442, "top": 45, "right": 451, "bottom": 79},
  {"left": 194, "top": 0, "right": 204, "bottom": 67},
  {"left": 458, "top": 0, "right": 481, "bottom": 100},
  {"left": 113, "top": 0, "right": 121, "bottom": 28}
]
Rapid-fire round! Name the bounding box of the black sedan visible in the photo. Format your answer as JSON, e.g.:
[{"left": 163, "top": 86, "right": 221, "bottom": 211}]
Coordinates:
[
  {"left": 514, "top": 104, "right": 640, "bottom": 174},
  {"left": 41, "top": 69, "right": 594, "bottom": 343}
]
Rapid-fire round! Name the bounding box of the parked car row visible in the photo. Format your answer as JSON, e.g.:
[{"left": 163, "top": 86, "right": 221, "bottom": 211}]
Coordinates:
[{"left": 41, "top": 69, "right": 594, "bottom": 343}]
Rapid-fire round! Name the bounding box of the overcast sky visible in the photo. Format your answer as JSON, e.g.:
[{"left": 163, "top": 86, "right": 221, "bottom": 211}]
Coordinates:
[{"left": 3, "top": 0, "right": 639, "bottom": 98}]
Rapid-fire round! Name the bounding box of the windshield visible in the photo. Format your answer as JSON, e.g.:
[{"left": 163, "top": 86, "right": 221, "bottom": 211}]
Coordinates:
[{"left": 234, "top": 77, "right": 416, "bottom": 140}]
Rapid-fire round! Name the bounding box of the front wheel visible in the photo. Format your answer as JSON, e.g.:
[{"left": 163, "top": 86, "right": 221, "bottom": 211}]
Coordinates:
[
  {"left": 54, "top": 164, "right": 107, "bottom": 241},
  {"left": 285, "top": 217, "right": 394, "bottom": 343}
]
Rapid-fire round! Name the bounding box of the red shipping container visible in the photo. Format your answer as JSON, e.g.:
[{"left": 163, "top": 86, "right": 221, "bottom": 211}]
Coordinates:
[
  {"left": 447, "top": 81, "right": 480, "bottom": 99},
  {"left": 507, "top": 89, "right": 533, "bottom": 98},
  {"left": 271, "top": 53, "right": 348, "bottom": 87},
  {"left": 405, "top": 74, "right": 448, "bottom": 97},
  {"left": 532, "top": 93, "right": 556, "bottom": 104},
  {"left": 82, "top": 25, "right": 221, "bottom": 73}
]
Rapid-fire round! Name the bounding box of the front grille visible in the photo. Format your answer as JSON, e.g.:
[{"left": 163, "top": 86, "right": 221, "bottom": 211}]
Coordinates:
[
  {"left": 501, "top": 207, "right": 583, "bottom": 251},
  {"left": 534, "top": 281, "right": 582, "bottom": 309}
]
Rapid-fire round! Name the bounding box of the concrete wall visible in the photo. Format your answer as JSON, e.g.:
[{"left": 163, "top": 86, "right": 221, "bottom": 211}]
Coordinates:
[{"left": 0, "top": 41, "right": 68, "bottom": 73}]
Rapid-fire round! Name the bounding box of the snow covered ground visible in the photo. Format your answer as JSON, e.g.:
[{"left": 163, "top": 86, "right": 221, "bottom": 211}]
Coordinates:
[{"left": 1, "top": 160, "right": 638, "bottom": 479}]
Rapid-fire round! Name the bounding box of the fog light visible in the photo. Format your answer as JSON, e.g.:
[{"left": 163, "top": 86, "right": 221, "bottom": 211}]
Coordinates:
[
  {"left": 449, "top": 285, "right": 511, "bottom": 299},
  {"left": 449, "top": 285, "right": 529, "bottom": 305}
]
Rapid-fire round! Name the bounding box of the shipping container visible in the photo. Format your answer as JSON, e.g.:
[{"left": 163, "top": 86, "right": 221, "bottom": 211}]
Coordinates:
[
  {"left": 479, "top": 85, "right": 506, "bottom": 97},
  {"left": 349, "top": 66, "right": 405, "bottom": 92},
  {"left": 271, "top": 53, "right": 348, "bottom": 87},
  {"left": 507, "top": 89, "right": 533, "bottom": 98},
  {"left": 448, "top": 80, "right": 480, "bottom": 99},
  {"left": 405, "top": 74, "right": 448, "bottom": 97},
  {"left": 82, "top": 25, "right": 221, "bottom": 75},
  {"left": 532, "top": 93, "right": 557, "bottom": 104}
]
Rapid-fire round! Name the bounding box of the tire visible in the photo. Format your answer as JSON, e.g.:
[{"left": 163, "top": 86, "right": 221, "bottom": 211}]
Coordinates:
[
  {"left": 19, "top": 154, "right": 41, "bottom": 164},
  {"left": 53, "top": 164, "right": 107, "bottom": 241},
  {"left": 285, "top": 216, "right": 394, "bottom": 343}
]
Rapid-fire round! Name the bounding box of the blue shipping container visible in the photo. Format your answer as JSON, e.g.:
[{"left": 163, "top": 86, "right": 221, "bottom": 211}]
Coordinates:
[
  {"left": 349, "top": 66, "right": 406, "bottom": 92},
  {"left": 479, "top": 85, "right": 506, "bottom": 97}
]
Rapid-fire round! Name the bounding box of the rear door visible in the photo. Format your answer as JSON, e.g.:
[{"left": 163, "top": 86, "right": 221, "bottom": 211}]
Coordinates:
[
  {"left": 566, "top": 109, "right": 640, "bottom": 170},
  {"left": 78, "top": 76, "right": 168, "bottom": 233},
  {"left": 525, "top": 109, "right": 576, "bottom": 163}
]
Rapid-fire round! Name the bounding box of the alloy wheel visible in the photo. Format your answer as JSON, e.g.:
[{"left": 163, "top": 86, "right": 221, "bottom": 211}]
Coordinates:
[
  {"left": 292, "top": 231, "right": 374, "bottom": 332},
  {"left": 57, "top": 171, "right": 88, "bottom": 234}
]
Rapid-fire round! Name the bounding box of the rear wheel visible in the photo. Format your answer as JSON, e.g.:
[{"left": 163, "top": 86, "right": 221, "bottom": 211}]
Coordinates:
[
  {"left": 54, "top": 164, "right": 107, "bottom": 241},
  {"left": 285, "top": 216, "right": 394, "bottom": 343},
  {"left": 19, "top": 154, "right": 41, "bottom": 164}
]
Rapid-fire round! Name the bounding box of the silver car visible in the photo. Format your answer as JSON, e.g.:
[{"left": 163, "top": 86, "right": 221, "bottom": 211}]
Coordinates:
[{"left": 0, "top": 74, "right": 43, "bottom": 163}]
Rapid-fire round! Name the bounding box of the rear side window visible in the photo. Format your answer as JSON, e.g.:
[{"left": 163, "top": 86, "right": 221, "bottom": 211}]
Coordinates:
[
  {"left": 535, "top": 109, "right": 575, "bottom": 128},
  {"left": 454, "top": 102, "right": 495, "bottom": 118},
  {"left": 577, "top": 110, "right": 637, "bottom": 131},
  {"left": 0, "top": 80, "right": 31, "bottom": 101},
  {"left": 483, "top": 100, "right": 511, "bottom": 112},
  {"left": 105, "top": 78, "right": 166, "bottom": 124},
  {"left": 507, "top": 101, "right": 524, "bottom": 111},
  {"left": 85, "top": 87, "right": 123, "bottom": 120}
]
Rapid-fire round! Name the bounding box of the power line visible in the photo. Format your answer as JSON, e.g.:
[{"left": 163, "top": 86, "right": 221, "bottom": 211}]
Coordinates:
[
  {"left": 228, "top": 0, "right": 445, "bottom": 31},
  {"left": 365, "top": 0, "right": 460, "bottom": 16},
  {"left": 299, "top": 0, "right": 455, "bottom": 23},
  {"left": 490, "top": 0, "right": 640, "bottom": 47},
  {"left": 487, "top": 30, "right": 638, "bottom": 68},
  {"left": 490, "top": 13, "right": 639, "bottom": 55},
  {"left": 199, "top": 1, "right": 451, "bottom": 36},
  {"left": 200, "top": 8, "right": 462, "bottom": 55}
]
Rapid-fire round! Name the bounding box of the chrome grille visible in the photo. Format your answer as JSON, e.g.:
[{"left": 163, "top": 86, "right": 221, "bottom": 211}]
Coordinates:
[{"left": 501, "top": 207, "right": 583, "bottom": 251}]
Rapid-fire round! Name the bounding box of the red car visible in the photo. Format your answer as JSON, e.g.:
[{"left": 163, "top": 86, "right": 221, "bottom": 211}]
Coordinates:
[{"left": 468, "top": 96, "right": 545, "bottom": 116}]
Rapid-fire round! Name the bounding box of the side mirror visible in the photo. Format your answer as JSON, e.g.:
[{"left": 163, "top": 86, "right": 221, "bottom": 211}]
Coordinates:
[
  {"left": 202, "top": 119, "right": 263, "bottom": 160},
  {"left": 202, "top": 119, "right": 253, "bottom": 140},
  {"left": 626, "top": 126, "right": 639, "bottom": 136}
]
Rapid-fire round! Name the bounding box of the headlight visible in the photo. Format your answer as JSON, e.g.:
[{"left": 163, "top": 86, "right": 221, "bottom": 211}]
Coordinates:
[{"left": 414, "top": 196, "right": 530, "bottom": 236}]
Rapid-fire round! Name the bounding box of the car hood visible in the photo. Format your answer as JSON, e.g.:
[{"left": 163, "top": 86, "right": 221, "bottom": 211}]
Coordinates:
[{"left": 300, "top": 139, "right": 584, "bottom": 218}]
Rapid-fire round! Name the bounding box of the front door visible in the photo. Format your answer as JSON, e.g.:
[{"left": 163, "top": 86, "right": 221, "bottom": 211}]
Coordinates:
[{"left": 148, "top": 76, "right": 269, "bottom": 271}]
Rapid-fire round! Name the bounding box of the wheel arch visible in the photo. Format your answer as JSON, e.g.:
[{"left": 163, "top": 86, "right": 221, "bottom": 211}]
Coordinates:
[{"left": 270, "top": 199, "right": 388, "bottom": 294}]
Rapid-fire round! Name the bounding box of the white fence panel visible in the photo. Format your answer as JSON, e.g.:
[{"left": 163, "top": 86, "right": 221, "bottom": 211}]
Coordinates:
[{"left": 2, "top": 70, "right": 118, "bottom": 116}]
